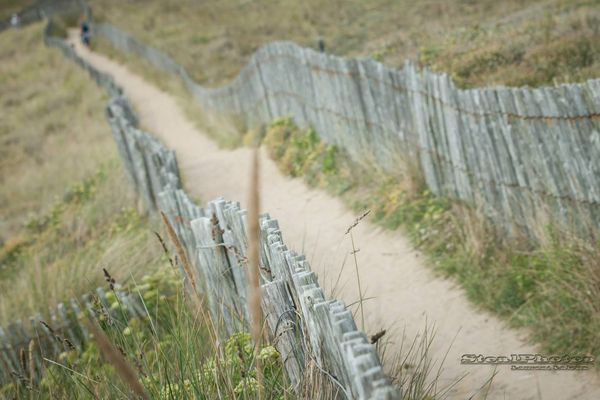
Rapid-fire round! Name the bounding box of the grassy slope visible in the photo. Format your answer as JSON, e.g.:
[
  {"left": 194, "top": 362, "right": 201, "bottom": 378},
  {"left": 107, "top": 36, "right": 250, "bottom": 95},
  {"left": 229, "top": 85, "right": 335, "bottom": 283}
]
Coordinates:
[
  {"left": 90, "top": 0, "right": 600, "bottom": 88},
  {"left": 0, "top": 23, "right": 162, "bottom": 325},
  {"left": 1, "top": 21, "right": 110, "bottom": 239},
  {"left": 0, "top": 0, "right": 33, "bottom": 19}
]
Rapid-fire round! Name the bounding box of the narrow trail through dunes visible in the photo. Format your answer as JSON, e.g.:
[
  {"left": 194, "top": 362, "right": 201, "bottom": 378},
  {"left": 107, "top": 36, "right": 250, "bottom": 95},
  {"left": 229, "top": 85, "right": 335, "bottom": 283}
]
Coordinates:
[{"left": 69, "top": 34, "right": 600, "bottom": 399}]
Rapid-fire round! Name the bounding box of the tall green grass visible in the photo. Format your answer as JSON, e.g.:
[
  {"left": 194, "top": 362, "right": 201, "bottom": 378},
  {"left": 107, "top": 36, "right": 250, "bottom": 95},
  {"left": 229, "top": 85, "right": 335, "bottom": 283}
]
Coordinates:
[{"left": 0, "top": 266, "right": 289, "bottom": 399}]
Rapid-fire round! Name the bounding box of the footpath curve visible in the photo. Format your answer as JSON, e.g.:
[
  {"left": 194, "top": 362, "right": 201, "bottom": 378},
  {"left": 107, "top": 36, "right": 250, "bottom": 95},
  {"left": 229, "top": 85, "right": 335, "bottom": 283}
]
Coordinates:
[{"left": 69, "top": 34, "right": 600, "bottom": 400}]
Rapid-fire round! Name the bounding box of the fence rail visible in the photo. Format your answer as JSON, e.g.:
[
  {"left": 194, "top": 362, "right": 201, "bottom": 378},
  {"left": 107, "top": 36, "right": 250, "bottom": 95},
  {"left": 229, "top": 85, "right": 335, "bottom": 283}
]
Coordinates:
[
  {"left": 93, "top": 23, "right": 600, "bottom": 240},
  {"left": 1, "top": 18, "right": 400, "bottom": 400}
]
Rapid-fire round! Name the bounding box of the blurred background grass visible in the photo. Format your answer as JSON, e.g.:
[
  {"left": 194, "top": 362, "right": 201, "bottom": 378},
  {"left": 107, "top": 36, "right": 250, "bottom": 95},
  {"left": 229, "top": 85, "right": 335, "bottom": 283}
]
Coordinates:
[
  {"left": 0, "top": 0, "right": 34, "bottom": 18},
  {"left": 0, "top": 23, "right": 162, "bottom": 325},
  {"left": 85, "top": 0, "right": 600, "bottom": 88},
  {"left": 1, "top": 22, "right": 110, "bottom": 238}
]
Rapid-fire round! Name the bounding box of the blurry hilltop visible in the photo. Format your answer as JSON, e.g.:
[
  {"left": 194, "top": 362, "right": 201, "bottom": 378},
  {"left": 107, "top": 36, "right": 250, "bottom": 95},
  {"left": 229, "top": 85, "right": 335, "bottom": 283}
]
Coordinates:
[{"left": 72, "top": 0, "right": 600, "bottom": 88}]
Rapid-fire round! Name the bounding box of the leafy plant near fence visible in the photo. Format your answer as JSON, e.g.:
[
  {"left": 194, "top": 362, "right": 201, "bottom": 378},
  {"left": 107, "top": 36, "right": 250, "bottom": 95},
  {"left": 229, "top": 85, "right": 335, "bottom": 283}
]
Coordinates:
[{"left": 0, "top": 266, "right": 288, "bottom": 399}]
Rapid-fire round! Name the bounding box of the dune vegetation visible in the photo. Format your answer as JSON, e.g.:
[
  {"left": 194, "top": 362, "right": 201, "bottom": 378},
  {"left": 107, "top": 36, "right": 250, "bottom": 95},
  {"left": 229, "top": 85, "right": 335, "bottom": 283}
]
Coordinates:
[
  {"left": 256, "top": 117, "right": 600, "bottom": 359},
  {"left": 0, "top": 23, "right": 164, "bottom": 325}
]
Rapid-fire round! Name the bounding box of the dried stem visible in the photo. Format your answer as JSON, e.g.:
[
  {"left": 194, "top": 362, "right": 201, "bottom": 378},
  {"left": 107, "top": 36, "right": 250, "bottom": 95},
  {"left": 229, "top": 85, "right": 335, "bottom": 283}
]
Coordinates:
[
  {"left": 349, "top": 231, "right": 365, "bottom": 331},
  {"left": 247, "top": 148, "right": 264, "bottom": 399},
  {"left": 160, "top": 211, "right": 198, "bottom": 294},
  {"left": 345, "top": 210, "right": 370, "bottom": 331},
  {"left": 153, "top": 230, "right": 175, "bottom": 268},
  {"left": 28, "top": 339, "right": 35, "bottom": 400},
  {"left": 86, "top": 320, "right": 148, "bottom": 400},
  {"left": 159, "top": 210, "right": 219, "bottom": 346}
]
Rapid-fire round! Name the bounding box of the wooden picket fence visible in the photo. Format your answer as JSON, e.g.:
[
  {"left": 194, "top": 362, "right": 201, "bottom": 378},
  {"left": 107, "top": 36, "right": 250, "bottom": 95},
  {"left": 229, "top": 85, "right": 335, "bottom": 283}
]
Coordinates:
[
  {"left": 0, "top": 18, "right": 400, "bottom": 400},
  {"left": 93, "top": 22, "right": 600, "bottom": 241},
  {"left": 4, "top": 0, "right": 600, "bottom": 396}
]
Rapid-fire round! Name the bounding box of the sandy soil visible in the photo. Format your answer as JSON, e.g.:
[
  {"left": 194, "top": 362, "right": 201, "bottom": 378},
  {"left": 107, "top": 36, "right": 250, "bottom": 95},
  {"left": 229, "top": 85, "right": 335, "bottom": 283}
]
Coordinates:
[{"left": 69, "top": 33, "right": 600, "bottom": 399}]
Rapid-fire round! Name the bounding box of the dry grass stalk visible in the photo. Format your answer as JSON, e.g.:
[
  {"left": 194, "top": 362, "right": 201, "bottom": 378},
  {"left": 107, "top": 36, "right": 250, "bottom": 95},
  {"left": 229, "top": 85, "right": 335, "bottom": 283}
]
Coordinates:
[
  {"left": 345, "top": 209, "right": 370, "bottom": 331},
  {"left": 103, "top": 268, "right": 116, "bottom": 291},
  {"left": 28, "top": 339, "right": 35, "bottom": 400},
  {"left": 247, "top": 148, "right": 264, "bottom": 399},
  {"left": 344, "top": 209, "right": 370, "bottom": 235},
  {"left": 160, "top": 210, "right": 198, "bottom": 294},
  {"left": 159, "top": 210, "right": 221, "bottom": 347},
  {"left": 348, "top": 231, "right": 365, "bottom": 331},
  {"left": 86, "top": 320, "right": 148, "bottom": 400},
  {"left": 19, "top": 348, "right": 27, "bottom": 379},
  {"left": 153, "top": 230, "right": 175, "bottom": 268},
  {"left": 370, "top": 329, "right": 386, "bottom": 345}
]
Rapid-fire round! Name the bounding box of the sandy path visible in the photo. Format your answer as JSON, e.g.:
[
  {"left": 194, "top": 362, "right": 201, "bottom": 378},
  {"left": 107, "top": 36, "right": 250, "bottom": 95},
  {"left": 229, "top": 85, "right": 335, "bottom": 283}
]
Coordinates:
[{"left": 69, "top": 35, "right": 600, "bottom": 399}]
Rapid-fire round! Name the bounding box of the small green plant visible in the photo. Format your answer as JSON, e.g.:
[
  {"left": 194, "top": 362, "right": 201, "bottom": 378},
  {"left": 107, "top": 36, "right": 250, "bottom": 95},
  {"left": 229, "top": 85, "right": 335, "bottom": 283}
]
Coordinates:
[
  {"left": 262, "top": 118, "right": 343, "bottom": 189},
  {"left": 109, "top": 207, "right": 142, "bottom": 235},
  {"left": 371, "top": 49, "right": 387, "bottom": 62}
]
